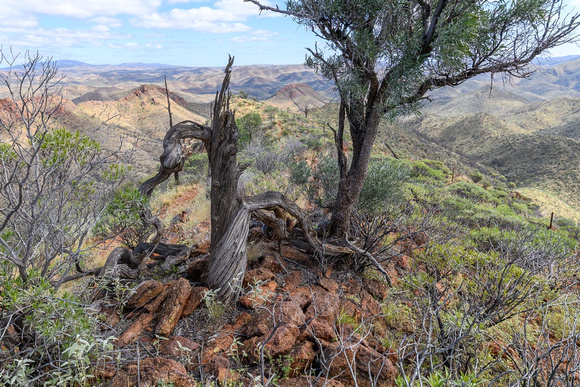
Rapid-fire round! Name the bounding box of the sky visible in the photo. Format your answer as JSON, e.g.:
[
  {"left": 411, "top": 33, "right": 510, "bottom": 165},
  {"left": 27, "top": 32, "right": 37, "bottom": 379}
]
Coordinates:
[{"left": 0, "top": 0, "right": 580, "bottom": 67}]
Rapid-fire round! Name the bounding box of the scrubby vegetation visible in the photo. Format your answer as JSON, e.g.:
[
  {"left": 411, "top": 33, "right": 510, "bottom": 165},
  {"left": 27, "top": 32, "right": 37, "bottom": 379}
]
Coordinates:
[{"left": 2, "top": 49, "right": 580, "bottom": 386}]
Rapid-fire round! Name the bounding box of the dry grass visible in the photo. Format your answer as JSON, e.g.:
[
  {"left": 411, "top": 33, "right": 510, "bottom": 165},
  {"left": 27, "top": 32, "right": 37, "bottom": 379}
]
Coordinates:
[{"left": 518, "top": 187, "right": 580, "bottom": 222}]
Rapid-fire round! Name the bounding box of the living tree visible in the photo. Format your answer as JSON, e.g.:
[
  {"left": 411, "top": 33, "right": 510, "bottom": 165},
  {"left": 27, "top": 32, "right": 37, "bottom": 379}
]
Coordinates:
[
  {"left": 237, "top": 111, "right": 263, "bottom": 145},
  {"left": 247, "top": 0, "right": 580, "bottom": 236}
]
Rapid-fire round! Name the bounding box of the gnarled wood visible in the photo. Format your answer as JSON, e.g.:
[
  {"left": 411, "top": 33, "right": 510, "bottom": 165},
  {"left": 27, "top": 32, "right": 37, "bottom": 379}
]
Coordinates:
[
  {"left": 138, "top": 121, "right": 211, "bottom": 242},
  {"left": 208, "top": 56, "right": 240, "bottom": 251}
]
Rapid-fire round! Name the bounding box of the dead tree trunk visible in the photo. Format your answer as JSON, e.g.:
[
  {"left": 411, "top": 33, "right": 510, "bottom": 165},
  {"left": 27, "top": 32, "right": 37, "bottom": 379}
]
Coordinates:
[
  {"left": 207, "top": 57, "right": 241, "bottom": 251},
  {"left": 91, "top": 57, "right": 389, "bottom": 302}
]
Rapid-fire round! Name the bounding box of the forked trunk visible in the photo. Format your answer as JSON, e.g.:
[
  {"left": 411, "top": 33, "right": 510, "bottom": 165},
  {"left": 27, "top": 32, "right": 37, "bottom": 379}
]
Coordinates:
[{"left": 329, "top": 108, "right": 381, "bottom": 237}]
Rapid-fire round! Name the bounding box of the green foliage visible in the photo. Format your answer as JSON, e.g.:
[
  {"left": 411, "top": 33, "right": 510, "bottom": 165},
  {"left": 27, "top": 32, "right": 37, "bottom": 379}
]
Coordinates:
[
  {"left": 39, "top": 128, "right": 101, "bottom": 167},
  {"left": 289, "top": 159, "right": 312, "bottom": 186},
  {"left": 311, "top": 154, "right": 339, "bottom": 207},
  {"left": 0, "top": 269, "right": 114, "bottom": 385},
  {"left": 469, "top": 171, "right": 484, "bottom": 183},
  {"left": 236, "top": 112, "right": 263, "bottom": 147},
  {"left": 202, "top": 288, "right": 225, "bottom": 320},
  {"left": 1, "top": 125, "right": 125, "bottom": 284},
  {"left": 94, "top": 184, "right": 149, "bottom": 249},
  {"left": 469, "top": 226, "right": 576, "bottom": 270},
  {"left": 411, "top": 160, "right": 450, "bottom": 182},
  {"left": 302, "top": 134, "right": 323, "bottom": 150},
  {"left": 358, "top": 158, "right": 410, "bottom": 213},
  {"left": 447, "top": 182, "right": 497, "bottom": 204}
]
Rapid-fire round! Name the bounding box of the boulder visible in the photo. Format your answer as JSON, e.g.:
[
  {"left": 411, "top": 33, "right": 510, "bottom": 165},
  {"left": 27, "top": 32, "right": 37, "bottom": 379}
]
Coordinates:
[
  {"left": 305, "top": 289, "right": 340, "bottom": 324},
  {"left": 299, "top": 317, "right": 335, "bottom": 342},
  {"left": 110, "top": 357, "right": 195, "bottom": 387},
  {"left": 243, "top": 267, "right": 276, "bottom": 287},
  {"left": 322, "top": 341, "right": 397, "bottom": 385},
  {"left": 161, "top": 336, "right": 200, "bottom": 357},
  {"left": 289, "top": 341, "right": 317, "bottom": 377},
  {"left": 263, "top": 323, "right": 300, "bottom": 357},
  {"left": 181, "top": 286, "right": 208, "bottom": 317}
]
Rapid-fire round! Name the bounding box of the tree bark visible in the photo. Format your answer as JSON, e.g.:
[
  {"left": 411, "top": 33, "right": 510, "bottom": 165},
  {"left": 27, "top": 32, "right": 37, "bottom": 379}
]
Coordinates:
[
  {"left": 329, "top": 107, "right": 381, "bottom": 237},
  {"left": 208, "top": 57, "right": 241, "bottom": 251}
]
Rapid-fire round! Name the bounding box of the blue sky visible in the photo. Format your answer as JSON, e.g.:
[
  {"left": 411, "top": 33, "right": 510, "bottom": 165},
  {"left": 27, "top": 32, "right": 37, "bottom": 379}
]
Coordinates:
[{"left": 0, "top": 0, "right": 579, "bottom": 67}]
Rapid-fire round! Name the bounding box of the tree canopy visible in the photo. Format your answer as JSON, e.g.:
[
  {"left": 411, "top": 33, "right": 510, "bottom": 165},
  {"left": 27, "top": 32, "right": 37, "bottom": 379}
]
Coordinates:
[{"left": 248, "top": 0, "right": 580, "bottom": 236}]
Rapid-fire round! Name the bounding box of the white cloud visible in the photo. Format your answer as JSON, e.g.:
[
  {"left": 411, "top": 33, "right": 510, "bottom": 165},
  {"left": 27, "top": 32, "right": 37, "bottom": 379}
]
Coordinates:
[
  {"left": 0, "top": 0, "right": 163, "bottom": 18},
  {"left": 124, "top": 42, "right": 164, "bottom": 49},
  {"left": 134, "top": 0, "right": 273, "bottom": 32},
  {"left": 92, "top": 25, "right": 111, "bottom": 32},
  {"left": 168, "top": 0, "right": 207, "bottom": 3},
  {"left": 230, "top": 29, "right": 276, "bottom": 42},
  {"left": 91, "top": 17, "right": 123, "bottom": 29},
  {"left": 0, "top": 25, "right": 130, "bottom": 48}
]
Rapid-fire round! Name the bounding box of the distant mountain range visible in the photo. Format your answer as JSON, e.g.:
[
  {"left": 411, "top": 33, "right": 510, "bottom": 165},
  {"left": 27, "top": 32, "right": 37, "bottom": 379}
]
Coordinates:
[
  {"left": 1, "top": 55, "right": 579, "bottom": 219},
  {"left": 396, "top": 57, "right": 580, "bottom": 220}
]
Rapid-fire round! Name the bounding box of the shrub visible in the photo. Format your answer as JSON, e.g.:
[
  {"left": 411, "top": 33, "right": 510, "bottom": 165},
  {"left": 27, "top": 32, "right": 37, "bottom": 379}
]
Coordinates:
[
  {"left": 236, "top": 112, "right": 262, "bottom": 147},
  {"left": 469, "top": 171, "right": 484, "bottom": 183},
  {"left": 411, "top": 159, "right": 451, "bottom": 182},
  {"left": 358, "top": 158, "right": 410, "bottom": 213},
  {"left": 447, "top": 182, "right": 498, "bottom": 204},
  {"left": 0, "top": 53, "right": 128, "bottom": 285},
  {"left": 311, "top": 154, "right": 339, "bottom": 207},
  {"left": 0, "top": 269, "right": 113, "bottom": 385},
  {"left": 94, "top": 184, "right": 149, "bottom": 249},
  {"left": 290, "top": 159, "right": 312, "bottom": 186}
]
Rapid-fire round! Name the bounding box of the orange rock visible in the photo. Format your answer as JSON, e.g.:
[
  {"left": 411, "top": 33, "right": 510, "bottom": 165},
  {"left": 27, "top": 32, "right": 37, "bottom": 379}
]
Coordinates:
[
  {"left": 155, "top": 278, "right": 192, "bottom": 337},
  {"left": 319, "top": 278, "right": 339, "bottom": 293},
  {"left": 277, "top": 376, "right": 345, "bottom": 386},
  {"left": 323, "top": 341, "right": 397, "bottom": 385},
  {"left": 283, "top": 270, "right": 303, "bottom": 290},
  {"left": 289, "top": 341, "right": 317, "bottom": 377},
  {"left": 110, "top": 357, "right": 195, "bottom": 387},
  {"left": 99, "top": 305, "right": 120, "bottom": 330},
  {"left": 222, "top": 312, "right": 252, "bottom": 332},
  {"left": 181, "top": 286, "right": 208, "bottom": 317},
  {"left": 288, "top": 287, "right": 313, "bottom": 309},
  {"left": 244, "top": 300, "right": 306, "bottom": 338},
  {"left": 395, "top": 255, "right": 411, "bottom": 270},
  {"left": 305, "top": 289, "right": 340, "bottom": 324},
  {"left": 144, "top": 280, "right": 175, "bottom": 313},
  {"left": 299, "top": 318, "right": 335, "bottom": 342},
  {"left": 362, "top": 277, "right": 388, "bottom": 300},
  {"left": 263, "top": 323, "right": 300, "bottom": 357},
  {"left": 243, "top": 267, "right": 276, "bottom": 287},
  {"left": 161, "top": 336, "right": 200, "bottom": 357},
  {"left": 203, "top": 333, "right": 235, "bottom": 363},
  {"left": 239, "top": 280, "right": 277, "bottom": 309},
  {"left": 115, "top": 313, "right": 155, "bottom": 346},
  {"left": 126, "top": 280, "right": 166, "bottom": 309}
]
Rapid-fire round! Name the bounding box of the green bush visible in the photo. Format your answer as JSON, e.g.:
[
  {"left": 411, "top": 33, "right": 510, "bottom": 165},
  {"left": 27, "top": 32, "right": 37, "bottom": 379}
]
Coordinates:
[
  {"left": 312, "top": 155, "right": 339, "bottom": 207},
  {"left": 468, "top": 171, "right": 484, "bottom": 183},
  {"left": 290, "top": 159, "right": 312, "bottom": 186},
  {"left": 447, "top": 182, "right": 499, "bottom": 204},
  {"left": 94, "top": 184, "right": 149, "bottom": 249},
  {"left": 411, "top": 159, "right": 451, "bottom": 182},
  {"left": 358, "top": 158, "right": 410, "bottom": 213},
  {"left": 236, "top": 112, "right": 262, "bottom": 147},
  {"left": 0, "top": 269, "right": 114, "bottom": 386}
]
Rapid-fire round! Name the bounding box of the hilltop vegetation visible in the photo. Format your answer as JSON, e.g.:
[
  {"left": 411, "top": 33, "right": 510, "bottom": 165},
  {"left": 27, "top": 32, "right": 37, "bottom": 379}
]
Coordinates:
[{"left": 2, "top": 53, "right": 580, "bottom": 386}]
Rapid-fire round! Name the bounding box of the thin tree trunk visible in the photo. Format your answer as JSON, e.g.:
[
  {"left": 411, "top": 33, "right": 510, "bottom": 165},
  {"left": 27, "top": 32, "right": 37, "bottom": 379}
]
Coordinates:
[{"left": 329, "top": 110, "right": 381, "bottom": 237}]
